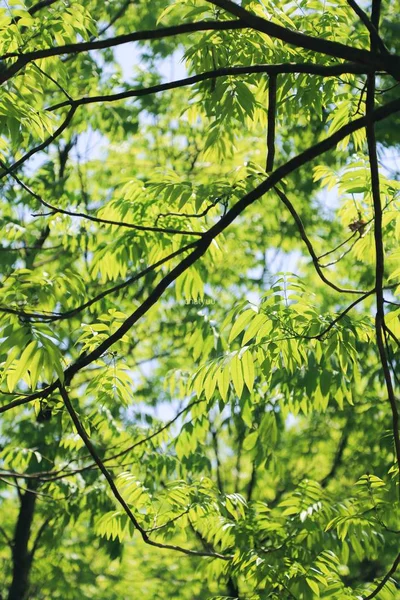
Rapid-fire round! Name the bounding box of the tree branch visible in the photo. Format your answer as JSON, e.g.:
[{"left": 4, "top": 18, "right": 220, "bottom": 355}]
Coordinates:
[
  {"left": 10, "top": 172, "right": 203, "bottom": 237},
  {"left": 365, "top": 0, "right": 400, "bottom": 491},
  {"left": 320, "top": 422, "right": 350, "bottom": 487},
  {"left": 2, "top": 95, "right": 400, "bottom": 413},
  {"left": 29, "top": 517, "right": 51, "bottom": 560},
  {"left": 0, "top": 241, "right": 197, "bottom": 324},
  {"left": 0, "top": 20, "right": 246, "bottom": 77},
  {"left": 273, "top": 186, "right": 364, "bottom": 294},
  {"left": 266, "top": 74, "right": 277, "bottom": 172},
  {"left": 59, "top": 384, "right": 230, "bottom": 559},
  {"left": 28, "top": 0, "right": 60, "bottom": 15},
  {"left": 0, "top": 107, "right": 76, "bottom": 180},
  {"left": 363, "top": 552, "right": 400, "bottom": 599},
  {"left": 346, "top": 0, "right": 389, "bottom": 56},
  {"left": 47, "top": 62, "right": 374, "bottom": 112},
  {"left": 211, "top": 429, "right": 224, "bottom": 493},
  {"left": 60, "top": 95, "right": 400, "bottom": 386},
  {"left": 205, "top": 0, "right": 400, "bottom": 78},
  {"left": 0, "top": 524, "right": 13, "bottom": 549}
]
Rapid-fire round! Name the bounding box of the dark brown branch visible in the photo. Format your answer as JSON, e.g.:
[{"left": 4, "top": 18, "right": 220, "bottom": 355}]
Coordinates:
[
  {"left": 206, "top": 0, "right": 400, "bottom": 78},
  {"left": 29, "top": 517, "right": 51, "bottom": 560},
  {"left": 0, "top": 107, "right": 76, "bottom": 180},
  {"left": 0, "top": 524, "right": 13, "bottom": 549},
  {"left": 0, "top": 469, "right": 48, "bottom": 480},
  {"left": 32, "top": 62, "right": 72, "bottom": 100},
  {"left": 7, "top": 485, "right": 37, "bottom": 600},
  {"left": 321, "top": 423, "right": 350, "bottom": 487},
  {"left": 211, "top": 429, "right": 224, "bottom": 493},
  {"left": 24, "top": 225, "right": 50, "bottom": 271},
  {"left": 145, "top": 510, "right": 191, "bottom": 533},
  {"left": 318, "top": 194, "right": 396, "bottom": 261},
  {"left": 104, "top": 399, "right": 205, "bottom": 464},
  {"left": 246, "top": 463, "right": 257, "bottom": 502},
  {"left": 365, "top": 2, "right": 400, "bottom": 491},
  {"left": 61, "top": 97, "right": 400, "bottom": 386},
  {"left": 267, "top": 285, "right": 389, "bottom": 344},
  {"left": 47, "top": 62, "right": 373, "bottom": 112},
  {"left": 0, "top": 20, "right": 246, "bottom": 67},
  {"left": 266, "top": 74, "right": 277, "bottom": 172},
  {"left": 0, "top": 66, "right": 385, "bottom": 184},
  {"left": 59, "top": 385, "right": 230, "bottom": 559},
  {"left": 319, "top": 235, "right": 362, "bottom": 267},
  {"left": 363, "top": 552, "right": 400, "bottom": 599},
  {"left": 28, "top": 0, "right": 59, "bottom": 15},
  {"left": 0, "top": 392, "right": 200, "bottom": 482},
  {"left": 43, "top": 398, "right": 206, "bottom": 482},
  {"left": 1, "top": 7, "right": 397, "bottom": 86},
  {"left": 155, "top": 197, "right": 221, "bottom": 224},
  {"left": 0, "top": 476, "right": 55, "bottom": 499},
  {"left": 384, "top": 299, "right": 400, "bottom": 308},
  {"left": 11, "top": 173, "right": 203, "bottom": 237},
  {"left": 0, "top": 241, "right": 196, "bottom": 324},
  {"left": 97, "top": 0, "right": 132, "bottom": 38},
  {"left": 313, "top": 288, "right": 376, "bottom": 340},
  {"left": 384, "top": 324, "right": 400, "bottom": 349},
  {"left": 273, "top": 186, "right": 364, "bottom": 294},
  {"left": 318, "top": 230, "right": 360, "bottom": 260},
  {"left": 346, "top": 0, "right": 389, "bottom": 56},
  {"left": 2, "top": 94, "right": 400, "bottom": 414},
  {"left": 60, "top": 243, "right": 212, "bottom": 385}
]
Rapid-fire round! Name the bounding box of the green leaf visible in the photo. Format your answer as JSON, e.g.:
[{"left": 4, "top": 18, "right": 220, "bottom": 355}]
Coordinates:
[
  {"left": 243, "top": 313, "right": 268, "bottom": 345},
  {"left": 306, "top": 578, "right": 320, "bottom": 597},
  {"left": 243, "top": 430, "right": 258, "bottom": 451},
  {"left": 241, "top": 349, "right": 255, "bottom": 392},
  {"left": 230, "top": 354, "right": 244, "bottom": 397},
  {"left": 7, "top": 341, "right": 37, "bottom": 392},
  {"left": 217, "top": 365, "right": 230, "bottom": 401},
  {"left": 228, "top": 309, "right": 256, "bottom": 344}
]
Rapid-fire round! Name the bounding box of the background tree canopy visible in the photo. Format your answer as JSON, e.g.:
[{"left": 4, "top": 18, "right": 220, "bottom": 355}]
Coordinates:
[{"left": 0, "top": 0, "right": 399, "bottom": 598}]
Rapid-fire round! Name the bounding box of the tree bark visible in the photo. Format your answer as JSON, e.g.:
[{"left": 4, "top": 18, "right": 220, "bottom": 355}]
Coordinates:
[{"left": 7, "top": 487, "right": 37, "bottom": 600}]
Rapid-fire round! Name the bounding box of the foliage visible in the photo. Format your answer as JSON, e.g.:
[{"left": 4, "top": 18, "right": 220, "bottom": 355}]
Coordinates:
[{"left": 0, "top": 0, "right": 399, "bottom": 599}]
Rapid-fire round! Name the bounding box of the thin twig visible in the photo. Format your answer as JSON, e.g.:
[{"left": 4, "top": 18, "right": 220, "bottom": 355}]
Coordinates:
[
  {"left": 0, "top": 242, "right": 197, "bottom": 323},
  {"left": 318, "top": 229, "right": 359, "bottom": 259},
  {"left": 155, "top": 197, "right": 223, "bottom": 224},
  {"left": 59, "top": 385, "right": 230, "bottom": 559},
  {"left": 0, "top": 525, "right": 13, "bottom": 549},
  {"left": 97, "top": 0, "right": 132, "bottom": 38},
  {"left": 273, "top": 186, "right": 364, "bottom": 294},
  {"left": 0, "top": 107, "right": 76, "bottom": 180},
  {"left": 10, "top": 171, "right": 203, "bottom": 237},
  {"left": 29, "top": 517, "right": 52, "bottom": 559}
]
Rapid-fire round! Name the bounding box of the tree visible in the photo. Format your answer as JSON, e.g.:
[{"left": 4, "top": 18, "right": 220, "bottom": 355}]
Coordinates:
[{"left": 0, "top": 0, "right": 399, "bottom": 598}]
